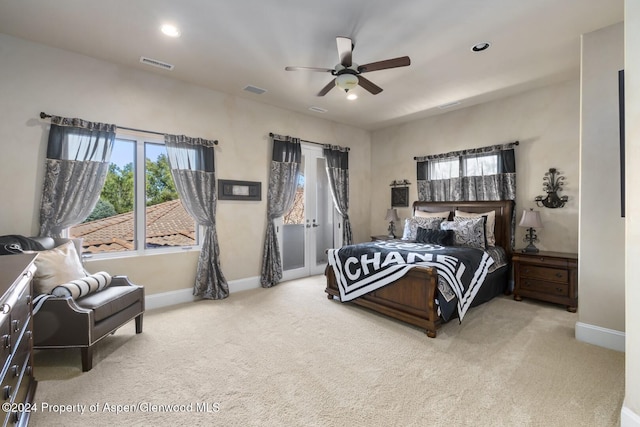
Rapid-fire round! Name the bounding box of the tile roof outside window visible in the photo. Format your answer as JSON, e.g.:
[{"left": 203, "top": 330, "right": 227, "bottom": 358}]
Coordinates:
[{"left": 70, "top": 199, "right": 195, "bottom": 253}]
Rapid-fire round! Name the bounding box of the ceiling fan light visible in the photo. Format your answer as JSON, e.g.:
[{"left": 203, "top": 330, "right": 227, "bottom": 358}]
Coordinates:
[
  {"left": 346, "top": 93, "right": 358, "bottom": 100},
  {"left": 335, "top": 74, "right": 359, "bottom": 91},
  {"left": 161, "top": 24, "right": 181, "bottom": 38}
]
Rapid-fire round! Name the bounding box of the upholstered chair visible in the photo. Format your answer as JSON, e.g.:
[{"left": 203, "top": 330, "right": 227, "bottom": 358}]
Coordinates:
[{"left": 28, "top": 237, "right": 144, "bottom": 371}]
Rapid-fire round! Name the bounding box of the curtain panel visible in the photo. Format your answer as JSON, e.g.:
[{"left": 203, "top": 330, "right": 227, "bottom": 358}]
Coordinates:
[
  {"left": 323, "top": 145, "right": 353, "bottom": 245},
  {"left": 260, "top": 135, "right": 302, "bottom": 288},
  {"left": 164, "top": 134, "right": 228, "bottom": 300},
  {"left": 416, "top": 143, "right": 517, "bottom": 202},
  {"left": 39, "top": 115, "right": 116, "bottom": 237}
]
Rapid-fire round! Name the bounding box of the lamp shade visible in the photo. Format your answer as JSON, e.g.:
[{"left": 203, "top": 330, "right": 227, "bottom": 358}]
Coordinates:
[
  {"left": 519, "top": 209, "right": 543, "bottom": 228},
  {"left": 335, "top": 73, "right": 359, "bottom": 91},
  {"left": 385, "top": 208, "right": 400, "bottom": 222}
]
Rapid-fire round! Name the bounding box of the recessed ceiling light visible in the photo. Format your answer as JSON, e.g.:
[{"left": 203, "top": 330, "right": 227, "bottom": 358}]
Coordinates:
[
  {"left": 347, "top": 93, "right": 358, "bottom": 100},
  {"left": 161, "top": 24, "right": 181, "bottom": 38},
  {"left": 471, "top": 42, "right": 490, "bottom": 52}
]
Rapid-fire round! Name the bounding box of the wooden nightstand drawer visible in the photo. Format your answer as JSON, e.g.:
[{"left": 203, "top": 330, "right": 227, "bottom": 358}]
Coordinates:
[
  {"left": 520, "top": 265, "right": 568, "bottom": 284},
  {"left": 513, "top": 250, "right": 578, "bottom": 312},
  {"left": 520, "top": 278, "right": 568, "bottom": 297}
]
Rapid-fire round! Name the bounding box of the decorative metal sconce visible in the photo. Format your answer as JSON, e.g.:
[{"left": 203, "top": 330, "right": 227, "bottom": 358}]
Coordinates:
[{"left": 535, "top": 168, "right": 569, "bottom": 208}]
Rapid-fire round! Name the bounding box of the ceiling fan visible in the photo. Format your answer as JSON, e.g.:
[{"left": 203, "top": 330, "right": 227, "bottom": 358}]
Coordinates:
[{"left": 285, "top": 36, "right": 411, "bottom": 96}]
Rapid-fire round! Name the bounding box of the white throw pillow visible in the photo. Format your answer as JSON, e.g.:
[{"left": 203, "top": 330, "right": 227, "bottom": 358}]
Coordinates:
[
  {"left": 25, "top": 240, "right": 87, "bottom": 295},
  {"left": 414, "top": 210, "right": 450, "bottom": 220}
]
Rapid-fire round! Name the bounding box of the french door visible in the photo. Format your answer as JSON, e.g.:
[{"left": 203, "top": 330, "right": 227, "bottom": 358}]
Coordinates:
[{"left": 277, "top": 144, "right": 341, "bottom": 281}]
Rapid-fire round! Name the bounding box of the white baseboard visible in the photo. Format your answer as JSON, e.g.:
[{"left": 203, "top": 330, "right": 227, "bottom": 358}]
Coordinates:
[
  {"left": 145, "top": 276, "right": 261, "bottom": 311},
  {"left": 575, "top": 321, "right": 625, "bottom": 352},
  {"left": 622, "top": 405, "right": 640, "bottom": 427}
]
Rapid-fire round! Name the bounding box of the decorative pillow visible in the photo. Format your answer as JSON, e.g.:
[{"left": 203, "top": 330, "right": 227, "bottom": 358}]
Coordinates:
[
  {"left": 414, "top": 210, "right": 450, "bottom": 220},
  {"left": 402, "top": 217, "right": 443, "bottom": 241},
  {"left": 455, "top": 210, "right": 496, "bottom": 246},
  {"left": 415, "top": 228, "right": 455, "bottom": 246},
  {"left": 51, "top": 271, "right": 112, "bottom": 299},
  {"left": 440, "top": 216, "right": 487, "bottom": 249},
  {"left": 25, "top": 240, "right": 87, "bottom": 295}
]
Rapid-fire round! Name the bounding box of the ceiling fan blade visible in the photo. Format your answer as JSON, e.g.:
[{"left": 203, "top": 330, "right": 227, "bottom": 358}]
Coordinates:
[
  {"left": 336, "top": 36, "right": 353, "bottom": 68},
  {"left": 317, "top": 78, "right": 336, "bottom": 96},
  {"left": 357, "top": 75, "right": 383, "bottom": 95},
  {"left": 358, "top": 56, "right": 411, "bottom": 73},
  {"left": 285, "top": 66, "right": 334, "bottom": 72}
]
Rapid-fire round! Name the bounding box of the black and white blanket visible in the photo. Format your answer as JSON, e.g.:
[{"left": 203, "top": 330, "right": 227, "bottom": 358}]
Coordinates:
[{"left": 327, "top": 241, "right": 494, "bottom": 322}]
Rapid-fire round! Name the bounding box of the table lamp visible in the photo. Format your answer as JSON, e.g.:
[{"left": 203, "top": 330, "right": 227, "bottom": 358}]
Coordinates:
[
  {"left": 519, "top": 209, "right": 543, "bottom": 253},
  {"left": 385, "top": 208, "right": 400, "bottom": 238}
]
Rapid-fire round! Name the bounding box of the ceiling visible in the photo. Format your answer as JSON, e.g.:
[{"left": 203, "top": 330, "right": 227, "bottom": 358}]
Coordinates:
[{"left": 0, "top": 0, "right": 623, "bottom": 130}]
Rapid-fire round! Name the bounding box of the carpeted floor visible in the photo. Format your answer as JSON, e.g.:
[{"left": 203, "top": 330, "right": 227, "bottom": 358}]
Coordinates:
[{"left": 31, "top": 275, "right": 624, "bottom": 426}]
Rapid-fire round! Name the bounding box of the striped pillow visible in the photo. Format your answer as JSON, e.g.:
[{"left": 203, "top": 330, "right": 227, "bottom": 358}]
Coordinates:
[{"left": 51, "top": 272, "right": 112, "bottom": 299}]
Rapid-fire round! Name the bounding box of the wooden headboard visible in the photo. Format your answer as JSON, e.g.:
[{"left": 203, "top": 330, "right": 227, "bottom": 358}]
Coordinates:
[{"left": 413, "top": 200, "right": 515, "bottom": 260}]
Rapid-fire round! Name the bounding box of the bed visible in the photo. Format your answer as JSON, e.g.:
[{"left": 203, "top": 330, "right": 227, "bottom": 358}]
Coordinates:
[{"left": 324, "top": 200, "right": 514, "bottom": 338}]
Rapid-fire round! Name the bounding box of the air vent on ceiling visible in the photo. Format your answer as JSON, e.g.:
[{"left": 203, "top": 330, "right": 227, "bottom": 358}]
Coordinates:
[
  {"left": 243, "top": 85, "right": 267, "bottom": 95},
  {"left": 139, "top": 56, "right": 174, "bottom": 71},
  {"left": 309, "top": 106, "right": 327, "bottom": 113},
  {"left": 437, "top": 101, "right": 462, "bottom": 110}
]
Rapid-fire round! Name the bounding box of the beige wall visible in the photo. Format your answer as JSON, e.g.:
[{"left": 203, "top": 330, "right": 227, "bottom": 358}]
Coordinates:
[
  {"left": 579, "top": 23, "right": 625, "bottom": 333},
  {"left": 370, "top": 80, "right": 580, "bottom": 254},
  {"left": 0, "top": 33, "right": 372, "bottom": 294},
  {"left": 624, "top": 1, "right": 640, "bottom": 422}
]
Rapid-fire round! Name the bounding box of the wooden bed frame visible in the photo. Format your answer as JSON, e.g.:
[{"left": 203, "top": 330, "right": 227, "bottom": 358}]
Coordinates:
[{"left": 324, "top": 200, "right": 515, "bottom": 338}]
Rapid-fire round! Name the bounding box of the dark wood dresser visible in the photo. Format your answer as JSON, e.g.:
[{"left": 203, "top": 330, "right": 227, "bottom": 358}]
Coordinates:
[
  {"left": 512, "top": 250, "right": 578, "bottom": 312},
  {"left": 0, "top": 254, "right": 38, "bottom": 426}
]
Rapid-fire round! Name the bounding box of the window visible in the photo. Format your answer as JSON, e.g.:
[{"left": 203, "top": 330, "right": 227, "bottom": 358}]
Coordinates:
[
  {"left": 427, "top": 153, "right": 499, "bottom": 180},
  {"left": 70, "top": 134, "right": 198, "bottom": 255}
]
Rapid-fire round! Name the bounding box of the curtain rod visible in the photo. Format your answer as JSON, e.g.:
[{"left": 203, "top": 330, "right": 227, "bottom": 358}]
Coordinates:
[
  {"left": 40, "top": 112, "right": 219, "bottom": 145},
  {"left": 269, "top": 132, "right": 350, "bottom": 151},
  {"left": 413, "top": 140, "right": 519, "bottom": 160}
]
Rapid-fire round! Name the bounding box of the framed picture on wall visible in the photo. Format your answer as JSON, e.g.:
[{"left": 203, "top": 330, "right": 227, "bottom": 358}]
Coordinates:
[
  {"left": 391, "top": 187, "right": 409, "bottom": 207},
  {"left": 218, "top": 180, "right": 261, "bottom": 201}
]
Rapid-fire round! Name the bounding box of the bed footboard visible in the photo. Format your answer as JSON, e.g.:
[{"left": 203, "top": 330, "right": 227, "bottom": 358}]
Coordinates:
[{"left": 324, "top": 264, "right": 441, "bottom": 338}]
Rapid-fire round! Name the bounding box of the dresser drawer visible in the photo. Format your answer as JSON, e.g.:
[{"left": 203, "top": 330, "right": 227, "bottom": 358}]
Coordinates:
[
  {"left": 10, "top": 283, "right": 31, "bottom": 344},
  {"left": 519, "top": 278, "right": 569, "bottom": 297},
  {"left": 0, "top": 315, "right": 10, "bottom": 366},
  {"left": 519, "top": 265, "right": 568, "bottom": 283}
]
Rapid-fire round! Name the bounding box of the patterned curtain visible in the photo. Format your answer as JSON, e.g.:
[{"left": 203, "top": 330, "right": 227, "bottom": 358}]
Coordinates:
[
  {"left": 323, "top": 145, "right": 353, "bottom": 245},
  {"left": 164, "top": 134, "right": 228, "bottom": 300},
  {"left": 260, "top": 135, "right": 302, "bottom": 288},
  {"left": 39, "top": 116, "right": 116, "bottom": 237},
  {"left": 416, "top": 143, "right": 517, "bottom": 202}
]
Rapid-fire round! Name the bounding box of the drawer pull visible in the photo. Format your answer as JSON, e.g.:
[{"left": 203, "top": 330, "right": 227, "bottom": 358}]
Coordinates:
[
  {"left": 556, "top": 287, "right": 564, "bottom": 293},
  {"left": 2, "top": 385, "right": 11, "bottom": 400},
  {"left": 12, "top": 319, "right": 20, "bottom": 333},
  {"left": 0, "top": 304, "right": 10, "bottom": 314},
  {"left": 2, "top": 334, "right": 10, "bottom": 349},
  {"left": 556, "top": 273, "right": 563, "bottom": 278}
]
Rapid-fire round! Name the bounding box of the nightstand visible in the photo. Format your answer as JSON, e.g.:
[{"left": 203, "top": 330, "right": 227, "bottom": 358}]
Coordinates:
[{"left": 512, "top": 250, "right": 578, "bottom": 312}]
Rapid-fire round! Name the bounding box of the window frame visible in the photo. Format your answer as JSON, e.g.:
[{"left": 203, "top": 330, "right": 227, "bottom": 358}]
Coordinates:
[
  {"left": 71, "top": 131, "right": 201, "bottom": 260},
  {"left": 427, "top": 152, "right": 500, "bottom": 180}
]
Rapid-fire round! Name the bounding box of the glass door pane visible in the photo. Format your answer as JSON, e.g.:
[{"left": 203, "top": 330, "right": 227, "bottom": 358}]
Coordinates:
[
  {"left": 314, "top": 156, "right": 332, "bottom": 267},
  {"left": 282, "top": 159, "right": 305, "bottom": 271}
]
